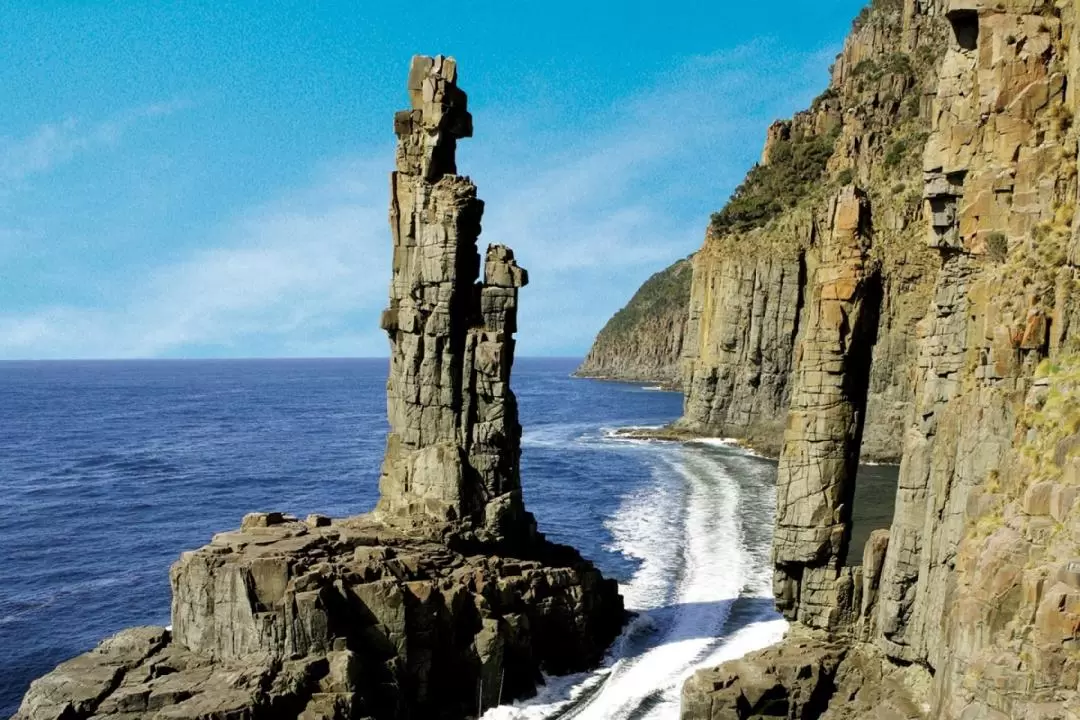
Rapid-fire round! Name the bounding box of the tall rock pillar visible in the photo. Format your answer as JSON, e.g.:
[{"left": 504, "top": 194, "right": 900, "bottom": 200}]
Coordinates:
[
  {"left": 773, "top": 186, "right": 881, "bottom": 630},
  {"left": 376, "top": 55, "right": 534, "bottom": 545}
]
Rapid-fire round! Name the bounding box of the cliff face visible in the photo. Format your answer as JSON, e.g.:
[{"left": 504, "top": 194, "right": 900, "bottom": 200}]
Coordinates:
[
  {"left": 575, "top": 257, "right": 692, "bottom": 386},
  {"left": 682, "top": 0, "right": 1080, "bottom": 718},
  {"left": 676, "top": 0, "right": 944, "bottom": 462},
  {"left": 14, "top": 56, "right": 623, "bottom": 720}
]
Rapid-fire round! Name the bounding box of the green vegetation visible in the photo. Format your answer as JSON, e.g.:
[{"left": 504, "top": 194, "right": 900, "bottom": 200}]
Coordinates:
[
  {"left": 883, "top": 52, "right": 913, "bottom": 76},
  {"left": 883, "top": 131, "right": 928, "bottom": 168},
  {"left": 599, "top": 258, "right": 693, "bottom": 339},
  {"left": 1020, "top": 357, "right": 1080, "bottom": 482},
  {"left": 996, "top": 203, "right": 1073, "bottom": 320},
  {"left": 810, "top": 87, "right": 838, "bottom": 112},
  {"left": 986, "top": 232, "right": 1008, "bottom": 262},
  {"left": 852, "top": 0, "right": 904, "bottom": 32},
  {"left": 709, "top": 129, "right": 839, "bottom": 236},
  {"left": 852, "top": 58, "right": 880, "bottom": 79},
  {"left": 884, "top": 139, "right": 908, "bottom": 167},
  {"left": 837, "top": 168, "right": 854, "bottom": 186}
]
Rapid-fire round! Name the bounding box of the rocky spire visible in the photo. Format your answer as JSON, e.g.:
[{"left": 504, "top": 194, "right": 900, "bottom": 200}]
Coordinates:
[
  {"left": 772, "top": 186, "right": 881, "bottom": 630},
  {"left": 376, "top": 55, "right": 534, "bottom": 545}
]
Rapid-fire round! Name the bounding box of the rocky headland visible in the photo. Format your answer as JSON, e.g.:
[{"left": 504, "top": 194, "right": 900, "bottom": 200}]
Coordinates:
[
  {"left": 14, "top": 55, "right": 624, "bottom": 720},
  {"left": 584, "top": 0, "right": 1080, "bottom": 717},
  {"left": 574, "top": 257, "right": 693, "bottom": 388}
]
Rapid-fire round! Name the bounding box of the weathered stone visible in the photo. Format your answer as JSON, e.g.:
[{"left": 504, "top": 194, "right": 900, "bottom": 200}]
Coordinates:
[
  {"left": 1023, "top": 482, "right": 1056, "bottom": 516},
  {"left": 375, "top": 55, "right": 534, "bottom": 546},
  {"left": 680, "top": 0, "right": 1080, "bottom": 718},
  {"left": 305, "top": 513, "right": 331, "bottom": 528},
  {"left": 241, "top": 511, "right": 287, "bottom": 530}
]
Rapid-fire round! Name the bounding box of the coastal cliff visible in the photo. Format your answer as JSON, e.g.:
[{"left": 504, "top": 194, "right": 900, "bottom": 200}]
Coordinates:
[
  {"left": 680, "top": 0, "right": 1080, "bottom": 718},
  {"left": 14, "top": 56, "right": 623, "bottom": 720},
  {"left": 677, "top": 0, "right": 944, "bottom": 462},
  {"left": 586, "top": 0, "right": 944, "bottom": 460},
  {"left": 574, "top": 257, "right": 692, "bottom": 387}
]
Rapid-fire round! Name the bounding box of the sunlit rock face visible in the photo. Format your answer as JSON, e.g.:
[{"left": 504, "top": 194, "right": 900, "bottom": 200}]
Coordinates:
[
  {"left": 772, "top": 186, "right": 881, "bottom": 631},
  {"left": 682, "top": 0, "right": 1080, "bottom": 717},
  {"left": 376, "top": 55, "right": 533, "bottom": 544}
]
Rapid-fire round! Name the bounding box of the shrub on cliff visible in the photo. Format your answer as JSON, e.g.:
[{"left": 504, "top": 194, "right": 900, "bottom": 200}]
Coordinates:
[
  {"left": 709, "top": 129, "right": 838, "bottom": 236},
  {"left": 601, "top": 258, "right": 692, "bottom": 340}
]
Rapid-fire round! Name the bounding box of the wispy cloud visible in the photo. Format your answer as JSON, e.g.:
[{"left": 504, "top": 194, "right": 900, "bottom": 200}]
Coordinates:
[
  {"left": 0, "top": 100, "right": 189, "bottom": 184},
  {"left": 0, "top": 40, "right": 834, "bottom": 359},
  {"left": 0, "top": 158, "right": 389, "bottom": 358}
]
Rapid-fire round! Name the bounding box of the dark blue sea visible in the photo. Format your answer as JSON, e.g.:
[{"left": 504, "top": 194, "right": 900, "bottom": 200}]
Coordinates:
[{"left": 0, "top": 358, "right": 895, "bottom": 719}]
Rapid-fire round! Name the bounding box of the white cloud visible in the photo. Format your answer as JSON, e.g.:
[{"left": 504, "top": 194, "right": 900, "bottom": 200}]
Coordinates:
[
  {"left": 0, "top": 100, "right": 190, "bottom": 184},
  {"left": 0, "top": 40, "right": 835, "bottom": 359},
  {"left": 0, "top": 159, "right": 390, "bottom": 358}
]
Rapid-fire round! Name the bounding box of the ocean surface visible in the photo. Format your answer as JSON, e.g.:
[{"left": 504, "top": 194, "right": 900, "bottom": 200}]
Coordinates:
[{"left": 0, "top": 358, "right": 897, "bottom": 719}]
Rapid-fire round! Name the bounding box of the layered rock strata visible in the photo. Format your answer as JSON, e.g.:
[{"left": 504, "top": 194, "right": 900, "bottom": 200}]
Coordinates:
[
  {"left": 14, "top": 55, "right": 623, "bottom": 720},
  {"left": 683, "top": 0, "right": 1080, "bottom": 717}
]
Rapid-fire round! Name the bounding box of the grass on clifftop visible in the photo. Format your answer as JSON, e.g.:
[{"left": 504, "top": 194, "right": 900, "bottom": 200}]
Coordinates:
[
  {"left": 709, "top": 129, "right": 838, "bottom": 237},
  {"left": 599, "top": 258, "right": 692, "bottom": 340}
]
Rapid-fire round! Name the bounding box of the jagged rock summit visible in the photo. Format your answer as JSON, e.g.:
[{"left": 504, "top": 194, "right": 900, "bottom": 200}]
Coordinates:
[{"left": 14, "top": 55, "right": 623, "bottom": 720}]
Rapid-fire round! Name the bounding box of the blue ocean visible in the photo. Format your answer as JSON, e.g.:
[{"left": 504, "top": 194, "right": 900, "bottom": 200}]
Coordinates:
[{"left": 0, "top": 358, "right": 895, "bottom": 719}]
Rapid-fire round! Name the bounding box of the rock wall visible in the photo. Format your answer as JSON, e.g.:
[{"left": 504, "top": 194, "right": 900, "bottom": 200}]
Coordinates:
[
  {"left": 570, "top": 0, "right": 938, "bottom": 460},
  {"left": 575, "top": 256, "right": 692, "bottom": 386},
  {"left": 14, "top": 55, "right": 624, "bottom": 720},
  {"left": 871, "top": 1, "right": 1080, "bottom": 712},
  {"left": 678, "top": 243, "right": 805, "bottom": 453},
  {"left": 679, "top": 1, "right": 944, "bottom": 461},
  {"left": 682, "top": 0, "right": 1080, "bottom": 717}
]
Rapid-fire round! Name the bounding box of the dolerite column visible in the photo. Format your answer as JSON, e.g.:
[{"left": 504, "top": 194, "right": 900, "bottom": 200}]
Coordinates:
[
  {"left": 376, "top": 55, "right": 534, "bottom": 545},
  {"left": 773, "top": 186, "right": 880, "bottom": 630}
]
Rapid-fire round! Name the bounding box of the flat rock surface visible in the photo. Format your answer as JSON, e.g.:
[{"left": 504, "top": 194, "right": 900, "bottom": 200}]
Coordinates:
[{"left": 16, "top": 513, "right": 623, "bottom": 720}]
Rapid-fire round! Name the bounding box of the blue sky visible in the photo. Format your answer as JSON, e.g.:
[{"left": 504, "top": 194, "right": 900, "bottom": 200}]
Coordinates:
[{"left": 0, "top": 1, "right": 866, "bottom": 359}]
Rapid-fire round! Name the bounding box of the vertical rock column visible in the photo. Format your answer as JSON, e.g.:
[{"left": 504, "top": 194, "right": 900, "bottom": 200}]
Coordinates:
[
  {"left": 773, "top": 186, "right": 881, "bottom": 630},
  {"left": 376, "top": 55, "right": 533, "bottom": 544}
]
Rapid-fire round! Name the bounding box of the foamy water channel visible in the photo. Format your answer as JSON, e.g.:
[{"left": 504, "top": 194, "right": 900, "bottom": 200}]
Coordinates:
[{"left": 487, "top": 427, "right": 787, "bottom": 720}]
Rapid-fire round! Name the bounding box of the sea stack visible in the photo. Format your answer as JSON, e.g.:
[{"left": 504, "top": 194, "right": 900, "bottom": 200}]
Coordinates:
[
  {"left": 376, "top": 55, "right": 533, "bottom": 546},
  {"left": 14, "top": 55, "right": 623, "bottom": 720}
]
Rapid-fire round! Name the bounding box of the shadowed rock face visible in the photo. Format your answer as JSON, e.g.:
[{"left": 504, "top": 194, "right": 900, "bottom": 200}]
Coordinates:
[{"left": 13, "top": 55, "right": 623, "bottom": 720}]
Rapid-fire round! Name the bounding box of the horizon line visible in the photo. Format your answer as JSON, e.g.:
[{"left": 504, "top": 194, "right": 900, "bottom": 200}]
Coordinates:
[{"left": 0, "top": 355, "right": 588, "bottom": 363}]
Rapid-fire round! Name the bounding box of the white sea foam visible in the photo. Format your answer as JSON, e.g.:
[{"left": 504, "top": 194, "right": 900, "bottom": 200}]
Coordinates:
[
  {"left": 598, "top": 426, "right": 671, "bottom": 447},
  {"left": 688, "top": 436, "right": 771, "bottom": 459},
  {"left": 521, "top": 422, "right": 595, "bottom": 449},
  {"left": 483, "top": 440, "right": 784, "bottom": 720}
]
